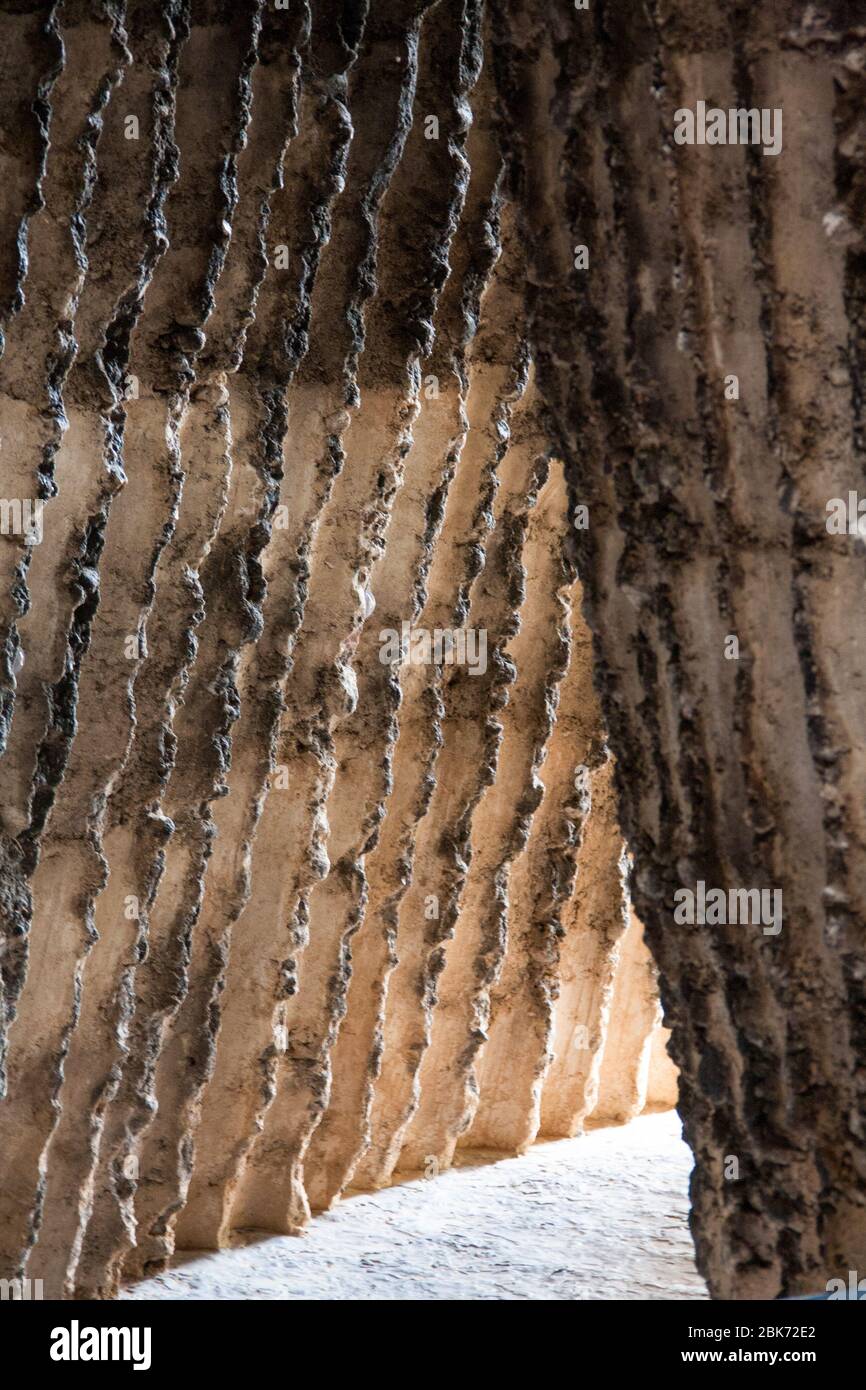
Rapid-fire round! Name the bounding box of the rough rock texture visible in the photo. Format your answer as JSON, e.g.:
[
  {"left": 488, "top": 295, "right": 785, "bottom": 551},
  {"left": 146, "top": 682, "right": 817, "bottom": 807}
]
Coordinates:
[
  {"left": 4, "top": 0, "right": 860, "bottom": 1306},
  {"left": 537, "top": 756, "right": 628, "bottom": 1139},
  {"left": 591, "top": 910, "right": 662, "bottom": 1127},
  {"left": 397, "top": 444, "right": 571, "bottom": 1172},
  {"left": 486, "top": 0, "right": 866, "bottom": 1300},
  {"left": 465, "top": 555, "right": 597, "bottom": 1153},
  {"left": 303, "top": 58, "right": 503, "bottom": 1209},
  {"left": 223, "top": 0, "right": 478, "bottom": 1243}
]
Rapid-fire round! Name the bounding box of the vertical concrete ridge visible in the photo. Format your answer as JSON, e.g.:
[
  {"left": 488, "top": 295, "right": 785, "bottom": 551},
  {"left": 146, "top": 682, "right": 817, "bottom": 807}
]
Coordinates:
[
  {"left": 154, "top": 0, "right": 437, "bottom": 1253},
  {"left": 224, "top": 0, "right": 449, "bottom": 1241},
  {"left": 485, "top": 0, "right": 866, "bottom": 1297},
  {"left": 0, "top": 0, "right": 140, "bottom": 1275},
  {"left": 395, "top": 370, "right": 554, "bottom": 1174},
  {"left": 163, "top": 6, "right": 363, "bottom": 1256},
  {"left": 350, "top": 202, "right": 530, "bottom": 1193},
  {"left": 732, "top": 11, "right": 866, "bottom": 1289},
  {"left": 302, "top": 54, "right": 504, "bottom": 1212},
  {"left": 220, "top": 0, "right": 483, "bottom": 1234},
  {"left": 590, "top": 909, "right": 662, "bottom": 1127},
  {"left": 118, "top": 3, "right": 314, "bottom": 1286},
  {"left": 20, "top": 1, "right": 191, "bottom": 1297},
  {"left": 0, "top": 0, "right": 124, "bottom": 1079},
  {"left": 0, "top": 2, "right": 64, "bottom": 343},
  {"left": 538, "top": 756, "right": 629, "bottom": 1139},
  {"left": 644, "top": 1025, "right": 679, "bottom": 1113},
  {"left": 57, "top": 0, "right": 271, "bottom": 1297},
  {"left": 465, "top": 553, "right": 595, "bottom": 1155}
]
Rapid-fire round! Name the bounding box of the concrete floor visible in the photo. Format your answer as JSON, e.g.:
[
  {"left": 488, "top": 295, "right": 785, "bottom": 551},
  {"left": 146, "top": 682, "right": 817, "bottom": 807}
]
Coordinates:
[{"left": 120, "top": 1109, "right": 707, "bottom": 1301}]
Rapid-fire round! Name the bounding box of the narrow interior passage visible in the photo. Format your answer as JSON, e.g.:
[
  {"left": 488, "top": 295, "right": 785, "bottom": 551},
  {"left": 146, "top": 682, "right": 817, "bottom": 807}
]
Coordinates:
[
  {"left": 121, "top": 1112, "right": 706, "bottom": 1302},
  {"left": 3, "top": 1, "right": 863, "bottom": 1307}
]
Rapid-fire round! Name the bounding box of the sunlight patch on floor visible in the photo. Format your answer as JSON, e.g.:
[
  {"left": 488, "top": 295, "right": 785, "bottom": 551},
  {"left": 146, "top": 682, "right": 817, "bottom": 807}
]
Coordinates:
[{"left": 121, "top": 1110, "right": 707, "bottom": 1301}]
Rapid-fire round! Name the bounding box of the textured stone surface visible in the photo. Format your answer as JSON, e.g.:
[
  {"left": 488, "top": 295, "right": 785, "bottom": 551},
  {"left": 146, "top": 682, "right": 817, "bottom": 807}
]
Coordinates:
[
  {"left": 485, "top": 0, "right": 866, "bottom": 1300},
  {"left": 2, "top": 0, "right": 859, "bottom": 1306}
]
